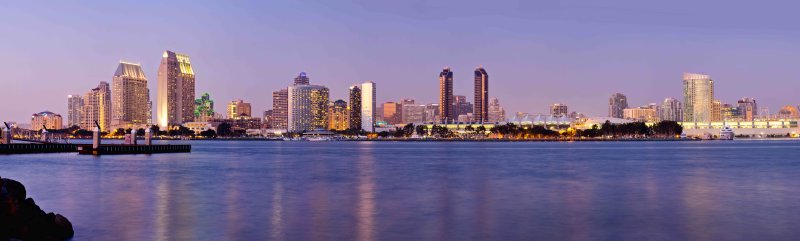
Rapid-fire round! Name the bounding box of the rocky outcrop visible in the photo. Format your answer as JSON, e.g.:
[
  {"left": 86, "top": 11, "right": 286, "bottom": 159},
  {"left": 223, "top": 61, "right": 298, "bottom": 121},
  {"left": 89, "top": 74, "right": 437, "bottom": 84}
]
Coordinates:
[{"left": 1, "top": 176, "right": 74, "bottom": 241}]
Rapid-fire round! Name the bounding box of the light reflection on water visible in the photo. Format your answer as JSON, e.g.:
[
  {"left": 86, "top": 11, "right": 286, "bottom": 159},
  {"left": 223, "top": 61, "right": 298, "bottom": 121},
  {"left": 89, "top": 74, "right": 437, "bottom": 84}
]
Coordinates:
[{"left": 3, "top": 141, "right": 800, "bottom": 241}]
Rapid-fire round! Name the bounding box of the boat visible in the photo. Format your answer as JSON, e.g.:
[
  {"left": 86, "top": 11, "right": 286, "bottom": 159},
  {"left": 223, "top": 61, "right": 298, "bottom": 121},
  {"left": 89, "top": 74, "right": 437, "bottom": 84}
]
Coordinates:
[
  {"left": 306, "top": 136, "right": 332, "bottom": 141},
  {"left": 719, "top": 126, "right": 734, "bottom": 140}
]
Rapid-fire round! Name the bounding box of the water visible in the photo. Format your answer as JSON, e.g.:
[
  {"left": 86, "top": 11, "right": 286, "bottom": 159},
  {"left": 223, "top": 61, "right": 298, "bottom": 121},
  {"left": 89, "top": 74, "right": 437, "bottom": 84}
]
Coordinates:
[{"left": 4, "top": 140, "right": 800, "bottom": 241}]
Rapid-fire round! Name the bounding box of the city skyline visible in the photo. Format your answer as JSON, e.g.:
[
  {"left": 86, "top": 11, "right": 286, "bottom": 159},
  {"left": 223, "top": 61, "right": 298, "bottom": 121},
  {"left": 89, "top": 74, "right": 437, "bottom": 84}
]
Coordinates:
[{"left": 4, "top": 1, "right": 800, "bottom": 123}]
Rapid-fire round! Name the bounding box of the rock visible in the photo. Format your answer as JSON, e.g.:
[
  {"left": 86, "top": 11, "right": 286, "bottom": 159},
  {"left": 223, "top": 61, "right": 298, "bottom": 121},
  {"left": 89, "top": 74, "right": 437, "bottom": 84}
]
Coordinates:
[{"left": 0, "top": 176, "right": 74, "bottom": 241}]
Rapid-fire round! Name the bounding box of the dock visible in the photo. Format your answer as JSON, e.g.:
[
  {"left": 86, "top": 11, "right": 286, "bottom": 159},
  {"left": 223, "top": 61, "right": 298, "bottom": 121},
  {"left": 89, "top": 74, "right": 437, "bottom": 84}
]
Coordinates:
[
  {"left": 77, "top": 144, "right": 191, "bottom": 155},
  {"left": 0, "top": 143, "right": 78, "bottom": 154}
]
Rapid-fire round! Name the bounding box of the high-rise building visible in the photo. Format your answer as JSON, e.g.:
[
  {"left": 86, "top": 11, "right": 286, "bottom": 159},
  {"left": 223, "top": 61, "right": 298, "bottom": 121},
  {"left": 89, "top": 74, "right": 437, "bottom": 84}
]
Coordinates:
[
  {"left": 737, "top": 97, "right": 757, "bottom": 121},
  {"left": 227, "top": 99, "right": 252, "bottom": 119},
  {"left": 659, "top": 98, "right": 683, "bottom": 122},
  {"left": 348, "top": 85, "right": 362, "bottom": 130},
  {"left": 382, "top": 102, "right": 402, "bottom": 125},
  {"left": 272, "top": 89, "right": 289, "bottom": 130},
  {"left": 67, "top": 95, "right": 83, "bottom": 128},
  {"left": 623, "top": 107, "right": 657, "bottom": 122},
  {"left": 721, "top": 103, "right": 739, "bottom": 120},
  {"left": 424, "top": 104, "right": 440, "bottom": 124},
  {"left": 288, "top": 85, "right": 329, "bottom": 132},
  {"left": 112, "top": 61, "right": 151, "bottom": 129},
  {"left": 328, "top": 100, "right": 348, "bottom": 131},
  {"left": 82, "top": 81, "right": 111, "bottom": 131},
  {"left": 474, "top": 67, "right": 489, "bottom": 123},
  {"left": 157, "top": 50, "right": 196, "bottom": 128},
  {"left": 401, "top": 99, "right": 423, "bottom": 124},
  {"left": 194, "top": 93, "right": 215, "bottom": 122},
  {"left": 550, "top": 103, "right": 568, "bottom": 117},
  {"left": 608, "top": 93, "right": 628, "bottom": 118},
  {"left": 488, "top": 97, "right": 506, "bottom": 123},
  {"left": 452, "top": 95, "right": 473, "bottom": 119},
  {"left": 361, "top": 81, "right": 376, "bottom": 132},
  {"left": 31, "top": 111, "right": 63, "bottom": 131},
  {"left": 439, "top": 68, "right": 454, "bottom": 123},
  {"left": 682, "top": 73, "right": 714, "bottom": 122},
  {"left": 711, "top": 100, "right": 723, "bottom": 122},
  {"left": 293, "top": 72, "right": 310, "bottom": 85}
]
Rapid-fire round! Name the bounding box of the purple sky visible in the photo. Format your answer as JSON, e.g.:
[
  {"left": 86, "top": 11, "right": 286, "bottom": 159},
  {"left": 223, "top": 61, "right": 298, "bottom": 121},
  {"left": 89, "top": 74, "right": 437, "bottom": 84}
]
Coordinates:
[{"left": 3, "top": 0, "right": 800, "bottom": 123}]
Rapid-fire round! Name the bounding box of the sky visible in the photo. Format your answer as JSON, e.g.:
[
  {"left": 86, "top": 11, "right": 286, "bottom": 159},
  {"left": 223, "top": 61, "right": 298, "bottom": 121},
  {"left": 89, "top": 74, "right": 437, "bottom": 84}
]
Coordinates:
[{"left": 2, "top": 0, "right": 800, "bottom": 123}]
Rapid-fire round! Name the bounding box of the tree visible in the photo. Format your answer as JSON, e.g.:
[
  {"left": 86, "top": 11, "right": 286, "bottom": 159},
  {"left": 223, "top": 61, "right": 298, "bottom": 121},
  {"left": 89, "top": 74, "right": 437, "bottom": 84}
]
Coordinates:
[
  {"left": 217, "top": 123, "right": 232, "bottom": 137},
  {"left": 200, "top": 129, "right": 217, "bottom": 138},
  {"left": 476, "top": 126, "right": 487, "bottom": 135},
  {"left": 402, "top": 124, "right": 415, "bottom": 137},
  {"left": 415, "top": 125, "right": 427, "bottom": 137},
  {"left": 464, "top": 125, "right": 475, "bottom": 135}
]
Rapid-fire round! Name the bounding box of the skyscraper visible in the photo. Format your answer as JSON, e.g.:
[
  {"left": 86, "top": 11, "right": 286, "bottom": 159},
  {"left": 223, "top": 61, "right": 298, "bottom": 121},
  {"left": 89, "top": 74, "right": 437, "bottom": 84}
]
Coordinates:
[
  {"left": 452, "top": 95, "right": 473, "bottom": 119},
  {"left": 328, "top": 100, "right": 348, "bottom": 131},
  {"left": 659, "top": 98, "right": 683, "bottom": 122},
  {"left": 157, "top": 50, "right": 196, "bottom": 128},
  {"left": 288, "top": 85, "right": 329, "bottom": 132},
  {"left": 227, "top": 99, "right": 252, "bottom": 119},
  {"left": 112, "top": 61, "right": 151, "bottom": 129},
  {"left": 474, "top": 67, "right": 489, "bottom": 123},
  {"left": 424, "top": 104, "right": 440, "bottom": 124},
  {"left": 272, "top": 89, "right": 288, "bottom": 130},
  {"left": 361, "top": 81, "right": 376, "bottom": 132},
  {"left": 737, "top": 97, "right": 758, "bottom": 121},
  {"left": 711, "top": 100, "right": 723, "bottom": 122},
  {"left": 82, "top": 81, "right": 111, "bottom": 131},
  {"left": 67, "top": 95, "right": 83, "bottom": 128},
  {"left": 488, "top": 97, "right": 506, "bottom": 123},
  {"left": 294, "top": 72, "right": 310, "bottom": 85},
  {"left": 439, "top": 68, "right": 454, "bottom": 123},
  {"left": 608, "top": 93, "right": 628, "bottom": 118},
  {"left": 550, "top": 103, "right": 568, "bottom": 117},
  {"left": 348, "top": 85, "right": 362, "bottom": 130},
  {"left": 682, "top": 73, "right": 714, "bottom": 122}
]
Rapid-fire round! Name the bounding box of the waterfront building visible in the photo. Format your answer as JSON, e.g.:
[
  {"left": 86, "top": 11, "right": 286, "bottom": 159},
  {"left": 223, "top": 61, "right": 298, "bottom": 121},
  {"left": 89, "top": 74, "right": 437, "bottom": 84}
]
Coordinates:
[
  {"left": 328, "top": 100, "right": 348, "bottom": 131},
  {"left": 424, "top": 104, "right": 440, "bottom": 123},
  {"left": 550, "top": 103, "right": 568, "bottom": 117},
  {"left": 680, "top": 120, "right": 798, "bottom": 137},
  {"left": 488, "top": 97, "right": 506, "bottom": 123},
  {"left": 722, "top": 103, "right": 739, "bottom": 120},
  {"left": 183, "top": 122, "right": 214, "bottom": 134},
  {"left": 623, "top": 106, "right": 657, "bottom": 122},
  {"left": 288, "top": 85, "right": 329, "bottom": 132},
  {"left": 711, "top": 100, "right": 723, "bottom": 122},
  {"left": 778, "top": 106, "right": 800, "bottom": 119},
  {"left": 194, "top": 93, "right": 215, "bottom": 122},
  {"left": 474, "top": 67, "right": 489, "bottom": 123},
  {"left": 659, "top": 98, "right": 683, "bottom": 122},
  {"left": 112, "top": 61, "right": 151, "bottom": 129},
  {"left": 293, "top": 72, "right": 310, "bottom": 85},
  {"left": 348, "top": 85, "right": 362, "bottom": 130},
  {"left": 439, "top": 68, "right": 454, "bottom": 123},
  {"left": 361, "top": 81, "right": 376, "bottom": 132},
  {"left": 157, "top": 50, "right": 196, "bottom": 128},
  {"left": 82, "top": 81, "right": 111, "bottom": 131},
  {"left": 227, "top": 99, "right": 252, "bottom": 119},
  {"left": 31, "top": 111, "right": 63, "bottom": 131},
  {"left": 737, "top": 97, "right": 757, "bottom": 121},
  {"left": 382, "top": 102, "right": 402, "bottom": 125},
  {"left": 67, "top": 95, "right": 83, "bottom": 128},
  {"left": 271, "top": 89, "right": 288, "bottom": 130},
  {"left": 608, "top": 93, "right": 628, "bottom": 118},
  {"left": 682, "top": 73, "right": 714, "bottom": 122}
]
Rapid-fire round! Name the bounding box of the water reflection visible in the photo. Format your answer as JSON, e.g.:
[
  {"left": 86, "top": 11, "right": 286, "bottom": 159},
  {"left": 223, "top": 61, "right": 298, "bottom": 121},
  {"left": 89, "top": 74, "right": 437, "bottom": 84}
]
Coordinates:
[{"left": 356, "top": 146, "right": 376, "bottom": 241}]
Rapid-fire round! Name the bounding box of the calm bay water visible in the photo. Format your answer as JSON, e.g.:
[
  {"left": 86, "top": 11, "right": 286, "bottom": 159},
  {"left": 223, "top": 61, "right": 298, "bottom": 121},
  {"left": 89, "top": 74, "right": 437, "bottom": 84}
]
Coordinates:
[{"left": 3, "top": 140, "right": 800, "bottom": 241}]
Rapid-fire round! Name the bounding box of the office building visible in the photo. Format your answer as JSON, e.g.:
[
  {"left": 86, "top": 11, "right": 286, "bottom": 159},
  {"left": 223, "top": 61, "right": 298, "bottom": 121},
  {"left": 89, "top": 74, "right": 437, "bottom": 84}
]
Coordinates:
[
  {"left": 348, "top": 85, "right": 362, "bottom": 130},
  {"left": 439, "top": 68, "right": 454, "bottom": 123},
  {"left": 227, "top": 99, "right": 252, "bottom": 119},
  {"left": 157, "top": 50, "right": 196, "bottom": 127},
  {"left": 550, "top": 103, "right": 568, "bottom": 117},
  {"left": 737, "top": 97, "right": 758, "bottom": 121},
  {"left": 67, "top": 95, "right": 83, "bottom": 128},
  {"left": 288, "top": 85, "right": 329, "bottom": 132},
  {"left": 112, "top": 61, "right": 151, "bottom": 129},
  {"left": 452, "top": 95, "right": 473, "bottom": 119},
  {"left": 424, "top": 104, "right": 440, "bottom": 124},
  {"left": 623, "top": 106, "right": 657, "bottom": 122},
  {"left": 382, "top": 102, "right": 402, "bottom": 125},
  {"left": 31, "top": 111, "right": 63, "bottom": 131},
  {"left": 609, "top": 93, "right": 628, "bottom": 118},
  {"left": 294, "top": 72, "right": 310, "bottom": 85},
  {"left": 659, "top": 98, "right": 683, "bottom": 122},
  {"left": 474, "top": 67, "right": 489, "bottom": 123},
  {"left": 682, "top": 73, "right": 714, "bottom": 122},
  {"left": 711, "top": 100, "right": 723, "bottom": 122},
  {"left": 488, "top": 97, "right": 506, "bottom": 123},
  {"left": 272, "top": 89, "right": 288, "bottom": 130},
  {"left": 82, "top": 81, "right": 111, "bottom": 130},
  {"left": 401, "top": 99, "right": 425, "bottom": 124},
  {"left": 328, "top": 100, "right": 348, "bottom": 130},
  {"left": 361, "top": 81, "right": 376, "bottom": 132}
]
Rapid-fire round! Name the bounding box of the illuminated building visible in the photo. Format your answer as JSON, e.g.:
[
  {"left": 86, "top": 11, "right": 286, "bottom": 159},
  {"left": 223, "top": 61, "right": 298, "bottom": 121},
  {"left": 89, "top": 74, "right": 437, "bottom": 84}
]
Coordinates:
[
  {"left": 488, "top": 97, "right": 506, "bottom": 123},
  {"left": 737, "top": 97, "right": 757, "bottom": 121},
  {"left": 608, "top": 93, "right": 628, "bottom": 118},
  {"left": 452, "top": 95, "right": 473, "bottom": 119},
  {"left": 424, "top": 104, "right": 440, "bottom": 123},
  {"left": 623, "top": 106, "right": 658, "bottom": 122},
  {"left": 227, "top": 99, "right": 252, "bottom": 119},
  {"left": 194, "top": 93, "right": 215, "bottom": 122},
  {"left": 157, "top": 50, "right": 196, "bottom": 128},
  {"left": 721, "top": 103, "right": 739, "bottom": 120},
  {"left": 111, "top": 61, "right": 151, "bottom": 129},
  {"left": 272, "top": 89, "right": 288, "bottom": 130},
  {"left": 361, "top": 81, "right": 376, "bottom": 132},
  {"left": 401, "top": 99, "right": 425, "bottom": 124},
  {"left": 348, "top": 85, "right": 362, "bottom": 130},
  {"left": 67, "top": 95, "right": 83, "bottom": 128},
  {"left": 711, "top": 100, "right": 723, "bottom": 122},
  {"left": 474, "top": 67, "right": 489, "bottom": 123},
  {"left": 31, "top": 111, "right": 63, "bottom": 131},
  {"left": 294, "top": 72, "right": 310, "bottom": 85},
  {"left": 778, "top": 106, "right": 800, "bottom": 119},
  {"left": 659, "top": 98, "right": 683, "bottom": 122},
  {"left": 439, "top": 68, "right": 454, "bottom": 123},
  {"left": 550, "top": 103, "right": 568, "bottom": 117},
  {"left": 328, "top": 100, "right": 348, "bottom": 131},
  {"left": 82, "top": 81, "right": 111, "bottom": 131},
  {"left": 683, "top": 73, "right": 714, "bottom": 122},
  {"left": 382, "top": 102, "right": 402, "bottom": 125},
  {"left": 288, "top": 85, "right": 329, "bottom": 132}
]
